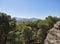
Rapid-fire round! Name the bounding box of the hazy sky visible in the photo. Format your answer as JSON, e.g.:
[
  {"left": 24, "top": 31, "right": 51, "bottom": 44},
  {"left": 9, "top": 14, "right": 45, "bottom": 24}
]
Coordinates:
[{"left": 0, "top": 0, "right": 60, "bottom": 19}]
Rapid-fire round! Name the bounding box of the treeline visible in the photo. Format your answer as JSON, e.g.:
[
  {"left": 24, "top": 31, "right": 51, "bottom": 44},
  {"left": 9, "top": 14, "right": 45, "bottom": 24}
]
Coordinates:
[{"left": 0, "top": 13, "right": 60, "bottom": 44}]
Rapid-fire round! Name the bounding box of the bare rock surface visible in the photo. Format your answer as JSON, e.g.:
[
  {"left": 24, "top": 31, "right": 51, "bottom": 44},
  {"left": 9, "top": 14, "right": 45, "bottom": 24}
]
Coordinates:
[{"left": 44, "top": 21, "right": 60, "bottom": 44}]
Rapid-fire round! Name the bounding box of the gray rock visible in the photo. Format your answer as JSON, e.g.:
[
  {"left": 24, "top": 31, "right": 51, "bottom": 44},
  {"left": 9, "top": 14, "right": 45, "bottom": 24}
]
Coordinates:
[
  {"left": 54, "top": 21, "right": 60, "bottom": 29},
  {"left": 44, "top": 21, "right": 60, "bottom": 44}
]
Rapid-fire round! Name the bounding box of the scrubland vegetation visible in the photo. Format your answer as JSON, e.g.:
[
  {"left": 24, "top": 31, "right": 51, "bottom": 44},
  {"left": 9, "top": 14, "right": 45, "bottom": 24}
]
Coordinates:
[{"left": 0, "top": 13, "right": 60, "bottom": 44}]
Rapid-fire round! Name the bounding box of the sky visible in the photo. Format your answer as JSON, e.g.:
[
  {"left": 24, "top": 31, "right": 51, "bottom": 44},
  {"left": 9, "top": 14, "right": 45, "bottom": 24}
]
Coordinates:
[{"left": 0, "top": 0, "right": 60, "bottom": 19}]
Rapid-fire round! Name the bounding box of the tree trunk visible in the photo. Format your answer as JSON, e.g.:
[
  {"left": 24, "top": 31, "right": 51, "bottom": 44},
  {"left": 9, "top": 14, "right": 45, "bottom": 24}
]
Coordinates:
[{"left": 3, "top": 35, "right": 7, "bottom": 44}]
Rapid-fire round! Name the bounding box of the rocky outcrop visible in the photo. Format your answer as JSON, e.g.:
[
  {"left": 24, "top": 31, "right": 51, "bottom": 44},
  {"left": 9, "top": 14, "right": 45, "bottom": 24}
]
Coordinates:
[{"left": 44, "top": 21, "right": 60, "bottom": 44}]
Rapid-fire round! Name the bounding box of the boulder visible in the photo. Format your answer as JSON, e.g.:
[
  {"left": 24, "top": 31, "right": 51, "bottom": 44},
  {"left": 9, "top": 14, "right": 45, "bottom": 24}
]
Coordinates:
[{"left": 44, "top": 21, "right": 60, "bottom": 44}]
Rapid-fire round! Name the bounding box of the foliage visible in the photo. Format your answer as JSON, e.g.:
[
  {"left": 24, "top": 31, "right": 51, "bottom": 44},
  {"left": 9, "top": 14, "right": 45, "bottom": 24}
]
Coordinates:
[
  {"left": 0, "top": 13, "right": 16, "bottom": 44},
  {"left": 0, "top": 12, "right": 60, "bottom": 44}
]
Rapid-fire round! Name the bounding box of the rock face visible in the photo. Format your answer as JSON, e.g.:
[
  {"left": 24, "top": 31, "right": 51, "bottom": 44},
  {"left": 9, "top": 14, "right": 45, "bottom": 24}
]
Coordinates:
[{"left": 44, "top": 21, "right": 60, "bottom": 44}]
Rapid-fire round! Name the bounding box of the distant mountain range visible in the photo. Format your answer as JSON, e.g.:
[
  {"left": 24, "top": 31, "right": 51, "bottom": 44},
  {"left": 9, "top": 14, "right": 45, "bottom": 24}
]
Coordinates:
[{"left": 15, "top": 17, "right": 39, "bottom": 23}]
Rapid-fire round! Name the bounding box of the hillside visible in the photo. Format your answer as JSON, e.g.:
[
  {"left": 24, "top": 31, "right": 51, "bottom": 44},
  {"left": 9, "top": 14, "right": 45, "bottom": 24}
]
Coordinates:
[
  {"left": 0, "top": 13, "right": 60, "bottom": 44},
  {"left": 15, "top": 17, "right": 39, "bottom": 23}
]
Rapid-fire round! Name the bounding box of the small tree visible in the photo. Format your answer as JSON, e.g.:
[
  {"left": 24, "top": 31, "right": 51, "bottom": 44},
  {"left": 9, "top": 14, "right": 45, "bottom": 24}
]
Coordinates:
[
  {"left": 23, "top": 26, "right": 33, "bottom": 44},
  {"left": 0, "top": 13, "right": 16, "bottom": 44}
]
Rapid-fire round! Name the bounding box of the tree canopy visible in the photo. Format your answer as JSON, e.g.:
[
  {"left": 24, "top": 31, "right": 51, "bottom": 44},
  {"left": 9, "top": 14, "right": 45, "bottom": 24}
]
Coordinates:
[{"left": 0, "top": 12, "right": 60, "bottom": 44}]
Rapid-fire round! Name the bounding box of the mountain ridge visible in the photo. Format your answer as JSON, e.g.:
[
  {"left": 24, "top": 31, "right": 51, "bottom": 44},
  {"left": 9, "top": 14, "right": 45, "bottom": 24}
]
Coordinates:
[{"left": 15, "top": 17, "right": 39, "bottom": 23}]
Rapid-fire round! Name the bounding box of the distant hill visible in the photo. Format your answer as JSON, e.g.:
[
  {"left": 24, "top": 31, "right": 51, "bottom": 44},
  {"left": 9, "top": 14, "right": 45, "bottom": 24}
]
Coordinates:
[{"left": 15, "top": 17, "right": 39, "bottom": 23}]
